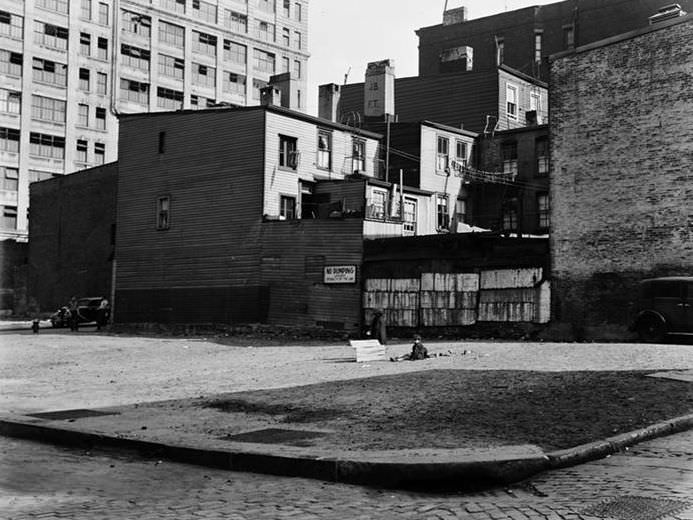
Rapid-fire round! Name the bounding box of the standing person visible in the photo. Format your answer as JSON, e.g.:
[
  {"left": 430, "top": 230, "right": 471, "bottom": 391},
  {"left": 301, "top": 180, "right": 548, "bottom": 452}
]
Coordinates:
[
  {"left": 68, "top": 296, "right": 79, "bottom": 331},
  {"left": 96, "top": 298, "right": 109, "bottom": 330},
  {"left": 370, "top": 309, "right": 387, "bottom": 345}
]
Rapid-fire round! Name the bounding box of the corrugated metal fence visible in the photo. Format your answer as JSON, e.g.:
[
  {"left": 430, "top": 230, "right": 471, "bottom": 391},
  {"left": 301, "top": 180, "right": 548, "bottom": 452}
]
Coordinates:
[{"left": 364, "top": 268, "right": 550, "bottom": 327}]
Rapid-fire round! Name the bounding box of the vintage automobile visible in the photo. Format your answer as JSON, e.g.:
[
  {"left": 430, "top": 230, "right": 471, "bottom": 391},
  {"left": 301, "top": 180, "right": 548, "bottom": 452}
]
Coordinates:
[
  {"left": 631, "top": 277, "right": 693, "bottom": 342},
  {"left": 50, "top": 297, "right": 109, "bottom": 327}
]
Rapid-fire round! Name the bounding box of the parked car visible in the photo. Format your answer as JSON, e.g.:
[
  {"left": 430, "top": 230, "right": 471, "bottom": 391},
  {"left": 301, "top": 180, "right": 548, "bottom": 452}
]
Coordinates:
[
  {"left": 630, "top": 277, "right": 693, "bottom": 342},
  {"left": 50, "top": 297, "right": 108, "bottom": 328}
]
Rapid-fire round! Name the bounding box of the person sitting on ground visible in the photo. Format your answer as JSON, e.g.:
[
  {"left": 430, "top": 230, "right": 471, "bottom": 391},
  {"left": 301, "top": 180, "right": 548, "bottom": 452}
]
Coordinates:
[{"left": 390, "top": 335, "right": 429, "bottom": 362}]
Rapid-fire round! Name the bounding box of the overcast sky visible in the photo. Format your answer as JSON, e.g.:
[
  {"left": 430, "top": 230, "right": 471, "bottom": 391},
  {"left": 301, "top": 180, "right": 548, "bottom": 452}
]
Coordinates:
[{"left": 306, "top": 0, "right": 558, "bottom": 115}]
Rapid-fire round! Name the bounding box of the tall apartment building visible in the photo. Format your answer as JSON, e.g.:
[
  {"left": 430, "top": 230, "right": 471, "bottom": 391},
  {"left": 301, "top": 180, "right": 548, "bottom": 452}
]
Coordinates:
[{"left": 0, "top": 0, "right": 309, "bottom": 241}]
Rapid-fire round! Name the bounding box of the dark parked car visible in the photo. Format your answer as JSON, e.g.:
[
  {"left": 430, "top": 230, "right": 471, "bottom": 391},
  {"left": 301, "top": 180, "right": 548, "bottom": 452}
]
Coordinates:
[
  {"left": 631, "top": 277, "right": 693, "bottom": 342},
  {"left": 50, "top": 297, "right": 109, "bottom": 328}
]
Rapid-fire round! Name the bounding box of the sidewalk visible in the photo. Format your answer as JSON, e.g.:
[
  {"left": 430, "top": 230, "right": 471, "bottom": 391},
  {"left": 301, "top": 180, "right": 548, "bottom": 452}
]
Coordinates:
[{"left": 1, "top": 332, "right": 691, "bottom": 490}]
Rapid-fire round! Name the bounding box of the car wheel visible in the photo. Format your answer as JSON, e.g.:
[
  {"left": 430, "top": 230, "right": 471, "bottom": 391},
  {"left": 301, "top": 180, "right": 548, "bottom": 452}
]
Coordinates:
[{"left": 637, "top": 317, "right": 666, "bottom": 343}]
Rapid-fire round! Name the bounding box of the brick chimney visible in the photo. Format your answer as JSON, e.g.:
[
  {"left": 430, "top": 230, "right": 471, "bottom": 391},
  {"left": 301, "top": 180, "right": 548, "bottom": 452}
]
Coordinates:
[
  {"left": 364, "top": 59, "right": 395, "bottom": 119},
  {"left": 269, "top": 72, "right": 300, "bottom": 110},
  {"left": 443, "top": 6, "right": 467, "bottom": 25},
  {"left": 260, "top": 85, "right": 282, "bottom": 107},
  {"left": 318, "top": 83, "right": 341, "bottom": 122}
]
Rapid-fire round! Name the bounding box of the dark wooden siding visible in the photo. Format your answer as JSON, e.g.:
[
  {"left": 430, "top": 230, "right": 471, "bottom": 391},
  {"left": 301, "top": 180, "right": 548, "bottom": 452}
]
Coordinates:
[{"left": 259, "top": 219, "right": 364, "bottom": 330}]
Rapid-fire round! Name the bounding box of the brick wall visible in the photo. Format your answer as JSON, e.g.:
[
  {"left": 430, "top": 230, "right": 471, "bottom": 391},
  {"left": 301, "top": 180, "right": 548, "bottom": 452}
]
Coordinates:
[{"left": 549, "top": 16, "right": 693, "bottom": 339}]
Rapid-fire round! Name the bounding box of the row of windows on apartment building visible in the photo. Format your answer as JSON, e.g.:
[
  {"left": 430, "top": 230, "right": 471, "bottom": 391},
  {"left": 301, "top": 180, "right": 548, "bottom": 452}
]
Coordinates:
[
  {"left": 0, "top": 127, "right": 106, "bottom": 163},
  {"left": 120, "top": 9, "right": 303, "bottom": 51},
  {"left": 505, "top": 84, "right": 543, "bottom": 122},
  {"left": 499, "top": 139, "right": 549, "bottom": 177},
  {"left": 276, "top": 132, "right": 368, "bottom": 174},
  {"left": 494, "top": 26, "right": 575, "bottom": 67}
]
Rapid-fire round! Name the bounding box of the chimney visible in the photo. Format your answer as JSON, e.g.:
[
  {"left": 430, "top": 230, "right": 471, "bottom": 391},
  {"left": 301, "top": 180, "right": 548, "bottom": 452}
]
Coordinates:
[
  {"left": 260, "top": 85, "right": 282, "bottom": 107},
  {"left": 268, "top": 72, "right": 300, "bottom": 110},
  {"left": 364, "top": 59, "right": 395, "bottom": 119},
  {"left": 318, "top": 83, "right": 341, "bottom": 122},
  {"left": 443, "top": 6, "right": 467, "bottom": 25},
  {"left": 440, "top": 46, "right": 474, "bottom": 72}
]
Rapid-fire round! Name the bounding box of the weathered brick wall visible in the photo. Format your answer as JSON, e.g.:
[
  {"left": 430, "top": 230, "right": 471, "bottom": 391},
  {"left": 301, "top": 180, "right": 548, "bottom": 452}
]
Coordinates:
[{"left": 549, "top": 16, "right": 693, "bottom": 339}]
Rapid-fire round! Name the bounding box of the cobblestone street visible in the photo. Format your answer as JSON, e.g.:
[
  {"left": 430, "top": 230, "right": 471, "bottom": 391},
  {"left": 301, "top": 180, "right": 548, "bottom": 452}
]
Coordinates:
[{"left": 0, "top": 330, "right": 691, "bottom": 519}]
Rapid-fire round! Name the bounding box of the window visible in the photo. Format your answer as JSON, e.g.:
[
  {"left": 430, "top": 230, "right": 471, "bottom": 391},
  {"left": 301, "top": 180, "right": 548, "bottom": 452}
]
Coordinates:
[
  {"left": 159, "top": 54, "right": 184, "bottom": 80},
  {"left": 456, "top": 198, "right": 466, "bottom": 224},
  {"left": 193, "top": 30, "right": 217, "bottom": 57},
  {"left": 94, "top": 142, "right": 105, "bottom": 164},
  {"left": 496, "top": 37, "right": 504, "bottom": 66},
  {"left": 506, "top": 83, "right": 517, "bottom": 119},
  {"left": 530, "top": 92, "right": 541, "bottom": 114},
  {"left": 32, "top": 58, "right": 67, "bottom": 87},
  {"left": 97, "top": 37, "right": 108, "bottom": 60},
  {"left": 95, "top": 107, "right": 106, "bottom": 130},
  {"left": 436, "top": 136, "right": 449, "bottom": 171},
  {"left": 282, "top": 56, "right": 290, "bottom": 72},
  {"left": 282, "top": 0, "right": 290, "bottom": 17},
  {"left": 0, "top": 128, "right": 20, "bottom": 153},
  {"left": 0, "top": 10, "right": 24, "bottom": 39},
  {"left": 536, "top": 137, "right": 549, "bottom": 176},
  {"left": 537, "top": 193, "right": 550, "bottom": 230},
  {"left": 159, "top": 21, "right": 184, "bottom": 48},
  {"left": 282, "top": 27, "right": 290, "bottom": 46},
  {"left": 294, "top": 31, "right": 301, "bottom": 49},
  {"left": 293, "top": 60, "right": 301, "bottom": 78},
  {"left": 156, "top": 196, "right": 170, "bottom": 230},
  {"left": 121, "top": 44, "right": 150, "bottom": 71},
  {"left": 96, "top": 72, "right": 107, "bottom": 95},
  {"left": 534, "top": 31, "right": 542, "bottom": 63},
  {"left": 120, "top": 78, "right": 149, "bottom": 105},
  {"left": 317, "top": 130, "right": 331, "bottom": 170},
  {"left": 352, "top": 139, "right": 366, "bottom": 172},
  {"left": 455, "top": 140, "right": 467, "bottom": 165},
  {"left": 502, "top": 206, "right": 518, "bottom": 232},
  {"left": 77, "top": 104, "right": 89, "bottom": 126},
  {"left": 256, "top": 20, "right": 275, "bottom": 42},
  {"left": 223, "top": 40, "right": 246, "bottom": 65},
  {"left": 1, "top": 167, "right": 18, "bottom": 191},
  {"left": 81, "top": 0, "right": 91, "bottom": 19},
  {"left": 79, "top": 68, "right": 90, "bottom": 91},
  {"left": 2, "top": 206, "right": 17, "bottom": 230},
  {"left": 1, "top": 51, "right": 22, "bottom": 77},
  {"left": 436, "top": 194, "right": 449, "bottom": 230},
  {"left": 253, "top": 49, "right": 275, "bottom": 74},
  {"left": 294, "top": 2, "right": 301, "bottom": 21},
  {"left": 80, "top": 32, "right": 91, "bottom": 55},
  {"left": 0, "top": 89, "right": 21, "bottom": 115},
  {"left": 36, "top": 0, "right": 69, "bottom": 14},
  {"left": 258, "top": 0, "right": 275, "bottom": 13},
  {"left": 502, "top": 142, "right": 518, "bottom": 175},
  {"left": 161, "top": 0, "right": 185, "bottom": 13},
  {"left": 403, "top": 198, "right": 417, "bottom": 235},
  {"left": 192, "top": 0, "right": 217, "bottom": 23},
  {"left": 157, "top": 87, "right": 183, "bottom": 110},
  {"left": 31, "top": 95, "right": 66, "bottom": 123},
  {"left": 367, "top": 188, "right": 387, "bottom": 220},
  {"left": 98, "top": 2, "right": 109, "bottom": 24},
  {"left": 29, "top": 170, "right": 55, "bottom": 183},
  {"left": 225, "top": 10, "right": 247, "bottom": 33},
  {"left": 34, "top": 22, "right": 69, "bottom": 51},
  {"left": 76, "top": 139, "right": 88, "bottom": 163},
  {"left": 252, "top": 78, "right": 267, "bottom": 100},
  {"left": 192, "top": 63, "right": 216, "bottom": 88},
  {"left": 279, "top": 135, "right": 298, "bottom": 169},
  {"left": 280, "top": 195, "right": 296, "bottom": 220},
  {"left": 190, "top": 94, "right": 215, "bottom": 109},
  {"left": 297, "top": 90, "right": 301, "bottom": 109},
  {"left": 564, "top": 25, "right": 575, "bottom": 48},
  {"left": 121, "top": 10, "right": 151, "bottom": 37},
  {"left": 29, "top": 132, "right": 65, "bottom": 159},
  {"left": 222, "top": 72, "right": 246, "bottom": 95}
]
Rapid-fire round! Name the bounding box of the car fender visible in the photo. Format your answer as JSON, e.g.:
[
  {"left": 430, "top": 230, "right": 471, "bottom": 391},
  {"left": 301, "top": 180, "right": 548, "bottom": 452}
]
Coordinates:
[{"left": 633, "top": 310, "right": 668, "bottom": 330}]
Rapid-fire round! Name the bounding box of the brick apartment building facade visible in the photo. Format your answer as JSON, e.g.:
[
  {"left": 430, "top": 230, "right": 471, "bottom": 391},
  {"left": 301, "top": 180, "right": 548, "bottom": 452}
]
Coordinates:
[
  {"left": 416, "top": 0, "right": 692, "bottom": 82},
  {"left": 0, "top": 0, "right": 309, "bottom": 241},
  {"left": 549, "top": 14, "right": 693, "bottom": 339}
]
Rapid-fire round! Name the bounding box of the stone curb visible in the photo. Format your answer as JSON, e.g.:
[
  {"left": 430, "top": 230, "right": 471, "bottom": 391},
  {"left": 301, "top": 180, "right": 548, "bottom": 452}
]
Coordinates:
[
  {"left": 2, "top": 412, "right": 692, "bottom": 490},
  {"left": 546, "top": 413, "right": 693, "bottom": 469},
  {"left": 0, "top": 414, "right": 549, "bottom": 490}
]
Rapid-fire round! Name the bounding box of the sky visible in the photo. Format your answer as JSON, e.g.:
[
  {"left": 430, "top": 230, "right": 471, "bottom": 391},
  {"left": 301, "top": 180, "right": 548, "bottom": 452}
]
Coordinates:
[{"left": 306, "top": 0, "right": 558, "bottom": 116}]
